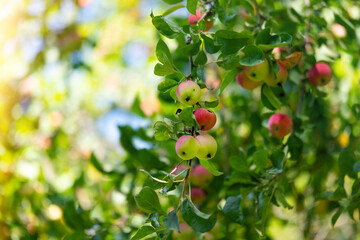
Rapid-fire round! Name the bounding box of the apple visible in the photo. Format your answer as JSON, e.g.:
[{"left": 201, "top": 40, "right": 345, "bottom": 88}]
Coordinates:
[
  {"left": 188, "top": 9, "right": 213, "bottom": 31},
  {"left": 176, "top": 81, "right": 201, "bottom": 105},
  {"left": 173, "top": 223, "right": 196, "bottom": 240},
  {"left": 195, "top": 134, "right": 217, "bottom": 160},
  {"left": 244, "top": 58, "right": 270, "bottom": 82},
  {"left": 264, "top": 62, "right": 288, "bottom": 87},
  {"left": 332, "top": 23, "right": 346, "bottom": 38},
  {"left": 190, "top": 165, "right": 213, "bottom": 188},
  {"left": 191, "top": 187, "right": 205, "bottom": 205},
  {"left": 268, "top": 113, "right": 293, "bottom": 138},
  {"left": 236, "top": 71, "right": 261, "bottom": 90},
  {"left": 175, "top": 135, "right": 198, "bottom": 160},
  {"left": 194, "top": 108, "right": 217, "bottom": 131},
  {"left": 308, "top": 62, "right": 332, "bottom": 86}
]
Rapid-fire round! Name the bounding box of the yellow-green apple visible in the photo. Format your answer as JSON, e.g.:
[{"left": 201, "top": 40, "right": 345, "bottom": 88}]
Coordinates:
[
  {"left": 195, "top": 134, "right": 217, "bottom": 160},
  {"left": 194, "top": 108, "right": 217, "bottom": 131},
  {"left": 191, "top": 187, "right": 205, "bottom": 205},
  {"left": 236, "top": 71, "right": 261, "bottom": 90},
  {"left": 268, "top": 113, "right": 293, "bottom": 138},
  {"left": 308, "top": 62, "right": 332, "bottom": 86},
  {"left": 175, "top": 135, "right": 198, "bottom": 160},
  {"left": 244, "top": 58, "right": 270, "bottom": 82},
  {"left": 190, "top": 165, "right": 213, "bottom": 188},
  {"left": 188, "top": 9, "right": 213, "bottom": 31},
  {"left": 264, "top": 62, "right": 288, "bottom": 87},
  {"left": 331, "top": 23, "right": 346, "bottom": 38},
  {"left": 173, "top": 223, "right": 196, "bottom": 240},
  {"left": 176, "top": 81, "right": 201, "bottom": 105}
]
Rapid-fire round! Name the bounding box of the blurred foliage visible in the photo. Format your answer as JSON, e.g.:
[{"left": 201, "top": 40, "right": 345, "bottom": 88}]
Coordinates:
[{"left": 0, "top": 0, "right": 360, "bottom": 240}]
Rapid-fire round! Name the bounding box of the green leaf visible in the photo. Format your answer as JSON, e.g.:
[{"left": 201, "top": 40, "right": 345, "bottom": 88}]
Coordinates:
[
  {"left": 274, "top": 190, "right": 293, "bottom": 209},
  {"left": 255, "top": 28, "right": 271, "bottom": 45},
  {"left": 63, "top": 201, "right": 93, "bottom": 230},
  {"left": 331, "top": 207, "right": 344, "bottom": 226},
  {"left": 353, "top": 162, "right": 360, "bottom": 172},
  {"left": 163, "top": 210, "right": 179, "bottom": 231},
  {"left": 287, "top": 135, "right": 303, "bottom": 160},
  {"left": 220, "top": 69, "right": 238, "bottom": 94},
  {"left": 199, "top": 159, "right": 223, "bottom": 176},
  {"left": 198, "top": 19, "right": 206, "bottom": 30},
  {"left": 162, "top": 4, "right": 184, "bottom": 16},
  {"left": 152, "top": 16, "right": 181, "bottom": 39},
  {"left": 339, "top": 149, "right": 357, "bottom": 178},
  {"left": 162, "top": 0, "right": 182, "bottom": 4},
  {"left": 178, "top": 107, "right": 194, "bottom": 125},
  {"left": 153, "top": 121, "right": 172, "bottom": 141},
  {"left": 253, "top": 149, "right": 268, "bottom": 170},
  {"left": 181, "top": 198, "right": 217, "bottom": 233},
  {"left": 261, "top": 84, "right": 281, "bottom": 110},
  {"left": 135, "top": 187, "right": 163, "bottom": 213},
  {"left": 201, "top": 34, "right": 220, "bottom": 54},
  {"left": 204, "top": 100, "right": 219, "bottom": 108},
  {"left": 270, "top": 150, "right": 284, "bottom": 169},
  {"left": 229, "top": 151, "right": 248, "bottom": 172},
  {"left": 239, "top": 45, "right": 265, "bottom": 66},
  {"left": 194, "top": 50, "right": 207, "bottom": 65},
  {"left": 223, "top": 195, "right": 243, "bottom": 224},
  {"left": 154, "top": 63, "right": 176, "bottom": 76},
  {"left": 90, "top": 153, "right": 106, "bottom": 173},
  {"left": 257, "top": 33, "right": 292, "bottom": 51},
  {"left": 118, "top": 126, "right": 137, "bottom": 154},
  {"left": 63, "top": 232, "right": 88, "bottom": 240},
  {"left": 131, "top": 225, "right": 156, "bottom": 240},
  {"left": 180, "top": 41, "right": 201, "bottom": 56},
  {"left": 214, "top": 0, "right": 237, "bottom": 27},
  {"left": 186, "top": 0, "right": 198, "bottom": 15},
  {"left": 156, "top": 39, "right": 173, "bottom": 65},
  {"left": 215, "top": 30, "right": 252, "bottom": 54},
  {"left": 157, "top": 79, "right": 178, "bottom": 92}
]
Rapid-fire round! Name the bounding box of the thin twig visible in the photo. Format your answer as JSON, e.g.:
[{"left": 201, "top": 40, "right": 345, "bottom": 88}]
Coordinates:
[
  {"left": 177, "top": 158, "right": 192, "bottom": 211},
  {"left": 253, "top": 0, "right": 261, "bottom": 28}
]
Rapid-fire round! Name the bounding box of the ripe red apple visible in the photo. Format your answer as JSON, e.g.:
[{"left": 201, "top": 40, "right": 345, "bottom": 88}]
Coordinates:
[
  {"left": 175, "top": 135, "right": 198, "bottom": 160},
  {"left": 191, "top": 187, "right": 205, "bottom": 205},
  {"left": 188, "top": 9, "right": 213, "bottom": 31},
  {"left": 195, "top": 134, "right": 217, "bottom": 160},
  {"left": 244, "top": 59, "right": 270, "bottom": 82},
  {"left": 194, "top": 108, "right": 217, "bottom": 131},
  {"left": 236, "top": 71, "right": 261, "bottom": 90},
  {"left": 176, "top": 81, "right": 201, "bottom": 105},
  {"left": 268, "top": 113, "right": 293, "bottom": 138},
  {"left": 264, "top": 62, "right": 288, "bottom": 87},
  {"left": 308, "top": 62, "right": 332, "bottom": 86},
  {"left": 190, "top": 165, "right": 213, "bottom": 188}
]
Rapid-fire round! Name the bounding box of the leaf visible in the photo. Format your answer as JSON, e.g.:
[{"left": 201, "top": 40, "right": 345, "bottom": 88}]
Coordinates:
[
  {"left": 261, "top": 84, "right": 281, "bottom": 110},
  {"left": 351, "top": 104, "right": 360, "bottom": 118},
  {"left": 257, "top": 33, "right": 292, "bottom": 51},
  {"left": 152, "top": 16, "right": 181, "bottom": 39},
  {"left": 253, "top": 149, "right": 268, "bottom": 170},
  {"left": 194, "top": 50, "right": 207, "bottom": 65},
  {"left": 204, "top": 100, "right": 219, "bottom": 108},
  {"left": 131, "top": 225, "right": 156, "bottom": 240},
  {"left": 178, "top": 107, "right": 194, "bottom": 125},
  {"left": 157, "top": 79, "right": 178, "bottom": 93},
  {"left": 163, "top": 210, "right": 179, "bottom": 231},
  {"left": 162, "top": 0, "right": 182, "bottom": 4},
  {"left": 154, "top": 121, "right": 173, "bottom": 141},
  {"left": 239, "top": 45, "right": 265, "bottom": 66},
  {"left": 331, "top": 207, "right": 344, "bottom": 226},
  {"left": 90, "top": 153, "right": 106, "bottom": 173},
  {"left": 135, "top": 187, "right": 163, "bottom": 213},
  {"left": 180, "top": 41, "right": 201, "bottom": 56},
  {"left": 181, "top": 198, "right": 217, "bottom": 233},
  {"left": 287, "top": 135, "right": 303, "bottom": 160},
  {"left": 220, "top": 69, "right": 238, "bottom": 94},
  {"left": 215, "top": 30, "right": 252, "bottom": 54},
  {"left": 186, "top": 0, "right": 198, "bottom": 15},
  {"left": 156, "top": 39, "right": 173, "bottom": 65},
  {"left": 274, "top": 190, "right": 293, "bottom": 209},
  {"left": 353, "top": 162, "right": 360, "bottom": 172},
  {"left": 339, "top": 149, "right": 357, "bottom": 178},
  {"left": 201, "top": 34, "right": 220, "bottom": 54},
  {"left": 162, "top": 4, "right": 184, "bottom": 16},
  {"left": 255, "top": 28, "right": 271, "bottom": 45},
  {"left": 154, "top": 63, "right": 176, "bottom": 76},
  {"left": 229, "top": 151, "right": 248, "bottom": 172},
  {"left": 278, "top": 52, "right": 303, "bottom": 69},
  {"left": 199, "top": 159, "right": 223, "bottom": 176},
  {"left": 223, "top": 195, "right": 243, "bottom": 224},
  {"left": 269, "top": 150, "right": 284, "bottom": 169}
]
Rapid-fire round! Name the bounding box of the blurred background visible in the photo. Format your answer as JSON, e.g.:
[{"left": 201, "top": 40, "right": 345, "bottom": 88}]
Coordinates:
[{"left": 0, "top": 0, "right": 360, "bottom": 239}]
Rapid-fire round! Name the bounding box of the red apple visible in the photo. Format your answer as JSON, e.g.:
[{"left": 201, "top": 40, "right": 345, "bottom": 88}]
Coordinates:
[
  {"left": 194, "top": 108, "right": 217, "bottom": 131},
  {"left": 191, "top": 187, "right": 205, "bottom": 205},
  {"left": 188, "top": 9, "right": 213, "bottom": 31},
  {"left": 308, "top": 62, "right": 332, "bottom": 86},
  {"left": 268, "top": 113, "right": 293, "bottom": 138},
  {"left": 190, "top": 165, "right": 213, "bottom": 188},
  {"left": 236, "top": 71, "right": 261, "bottom": 90}
]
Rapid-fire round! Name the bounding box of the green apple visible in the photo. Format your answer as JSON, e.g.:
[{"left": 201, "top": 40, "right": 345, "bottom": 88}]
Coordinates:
[
  {"left": 244, "top": 58, "right": 270, "bottom": 82},
  {"left": 195, "top": 134, "right": 217, "bottom": 160},
  {"left": 176, "top": 135, "right": 198, "bottom": 160},
  {"left": 176, "top": 81, "right": 201, "bottom": 105},
  {"left": 264, "top": 62, "right": 288, "bottom": 87},
  {"left": 236, "top": 71, "right": 262, "bottom": 90}
]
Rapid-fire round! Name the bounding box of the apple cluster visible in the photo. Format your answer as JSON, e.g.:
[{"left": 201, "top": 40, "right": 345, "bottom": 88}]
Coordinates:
[{"left": 175, "top": 80, "right": 218, "bottom": 161}]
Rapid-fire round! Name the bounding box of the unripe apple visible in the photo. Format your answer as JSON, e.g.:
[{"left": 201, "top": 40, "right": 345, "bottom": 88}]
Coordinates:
[
  {"left": 195, "top": 134, "right": 217, "bottom": 160},
  {"left": 268, "top": 113, "right": 293, "bottom": 138},
  {"left": 191, "top": 187, "right": 205, "bottom": 205},
  {"left": 264, "top": 62, "right": 288, "bottom": 87},
  {"left": 190, "top": 165, "right": 213, "bottom": 188},
  {"left": 236, "top": 71, "right": 261, "bottom": 90},
  {"left": 308, "top": 62, "right": 332, "bottom": 86},
  {"left": 173, "top": 223, "right": 196, "bottom": 240},
  {"left": 188, "top": 9, "right": 213, "bottom": 31},
  {"left": 332, "top": 23, "right": 346, "bottom": 38},
  {"left": 176, "top": 81, "right": 201, "bottom": 105},
  {"left": 244, "top": 58, "right": 270, "bottom": 82},
  {"left": 194, "top": 108, "right": 217, "bottom": 131},
  {"left": 175, "top": 135, "right": 198, "bottom": 160}
]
